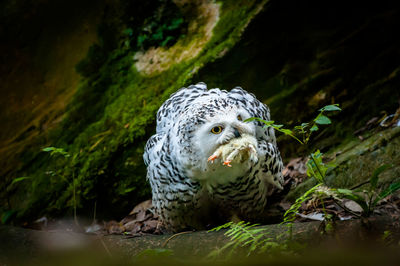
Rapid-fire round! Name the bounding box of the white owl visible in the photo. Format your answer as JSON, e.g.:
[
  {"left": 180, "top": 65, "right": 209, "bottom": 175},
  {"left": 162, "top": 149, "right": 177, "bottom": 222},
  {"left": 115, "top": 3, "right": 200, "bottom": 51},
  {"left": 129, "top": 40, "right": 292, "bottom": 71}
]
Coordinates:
[{"left": 143, "top": 82, "right": 284, "bottom": 232}]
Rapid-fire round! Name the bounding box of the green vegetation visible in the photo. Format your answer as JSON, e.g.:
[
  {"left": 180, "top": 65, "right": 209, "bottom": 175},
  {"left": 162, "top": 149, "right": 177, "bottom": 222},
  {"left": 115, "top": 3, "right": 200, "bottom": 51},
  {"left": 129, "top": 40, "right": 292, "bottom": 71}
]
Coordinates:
[
  {"left": 208, "top": 221, "right": 290, "bottom": 259},
  {"left": 207, "top": 105, "right": 341, "bottom": 256},
  {"left": 334, "top": 165, "right": 400, "bottom": 217},
  {"left": 41, "top": 147, "right": 80, "bottom": 225},
  {"left": 121, "top": 0, "right": 187, "bottom": 50},
  {"left": 245, "top": 104, "right": 341, "bottom": 145},
  {"left": 2, "top": 0, "right": 268, "bottom": 223},
  {"left": 134, "top": 16, "right": 186, "bottom": 49},
  {"left": 134, "top": 104, "right": 345, "bottom": 260},
  {"left": 1, "top": 1, "right": 400, "bottom": 264},
  {"left": 206, "top": 104, "right": 399, "bottom": 258},
  {"left": 1, "top": 2, "right": 398, "bottom": 249}
]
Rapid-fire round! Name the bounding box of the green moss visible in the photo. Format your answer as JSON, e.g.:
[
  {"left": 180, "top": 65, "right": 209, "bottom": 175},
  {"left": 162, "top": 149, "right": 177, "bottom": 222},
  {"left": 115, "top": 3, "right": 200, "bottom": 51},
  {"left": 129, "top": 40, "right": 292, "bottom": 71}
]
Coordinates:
[
  {"left": 6, "top": 0, "right": 268, "bottom": 222},
  {"left": 193, "top": 0, "right": 400, "bottom": 160},
  {"left": 9, "top": 0, "right": 399, "bottom": 223},
  {"left": 285, "top": 127, "right": 400, "bottom": 201}
]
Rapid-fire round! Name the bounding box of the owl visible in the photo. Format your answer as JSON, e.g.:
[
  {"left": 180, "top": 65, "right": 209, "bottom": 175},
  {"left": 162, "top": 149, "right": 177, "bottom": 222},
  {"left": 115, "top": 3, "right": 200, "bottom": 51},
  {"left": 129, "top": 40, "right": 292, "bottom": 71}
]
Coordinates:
[{"left": 143, "top": 82, "right": 284, "bottom": 232}]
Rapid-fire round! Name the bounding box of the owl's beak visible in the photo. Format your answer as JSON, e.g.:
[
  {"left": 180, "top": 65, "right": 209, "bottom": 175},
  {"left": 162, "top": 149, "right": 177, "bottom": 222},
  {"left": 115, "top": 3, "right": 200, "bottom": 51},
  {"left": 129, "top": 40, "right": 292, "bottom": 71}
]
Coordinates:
[{"left": 233, "top": 128, "right": 241, "bottom": 138}]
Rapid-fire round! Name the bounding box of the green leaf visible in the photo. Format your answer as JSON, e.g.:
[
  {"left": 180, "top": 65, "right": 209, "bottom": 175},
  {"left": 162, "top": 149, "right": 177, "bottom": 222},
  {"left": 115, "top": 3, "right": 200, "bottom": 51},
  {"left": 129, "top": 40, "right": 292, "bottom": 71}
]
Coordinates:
[
  {"left": 279, "top": 128, "right": 293, "bottom": 135},
  {"left": 336, "top": 189, "right": 369, "bottom": 212},
  {"left": 244, "top": 117, "right": 274, "bottom": 126},
  {"left": 42, "top": 147, "right": 55, "bottom": 152},
  {"left": 373, "top": 183, "right": 400, "bottom": 206},
  {"left": 283, "top": 183, "right": 322, "bottom": 224},
  {"left": 336, "top": 188, "right": 353, "bottom": 195},
  {"left": 370, "top": 164, "right": 391, "bottom": 189},
  {"left": 208, "top": 222, "right": 233, "bottom": 232},
  {"left": 10, "top": 176, "right": 31, "bottom": 185},
  {"left": 314, "top": 114, "right": 331, "bottom": 125},
  {"left": 123, "top": 187, "right": 135, "bottom": 194},
  {"left": 306, "top": 150, "right": 327, "bottom": 183},
  {"left": 1, "top": 210, "right": 17, "bottom": 224},
  {"left": 262, "top": 120, "right": 275, "bottom": 126},
  {"left": 294, "top": 123, "right": 309, "bottom": 131},
  {"left": 310, "top": 124, "right": 319, "bottom": 132},
  {"left": 246, "top": 117, "right": 303, "bottom": 144},
  {"left": 273, "top": 124, "right": 283, "bottom": 129},
  {"left": 319, "top": 104, "right": 341, "bottom": 112},
  {"left": 167, "top": 18, "right": 183, "bottom": 30},
  {"left": 243, "top": 117, "right": 256, "bottom": 122},
  {"left": 42, "top": 147, "right": 70, "bottom": 158},
  {"left": 161, "top": 36, "right": 174, "bottom": 47}
]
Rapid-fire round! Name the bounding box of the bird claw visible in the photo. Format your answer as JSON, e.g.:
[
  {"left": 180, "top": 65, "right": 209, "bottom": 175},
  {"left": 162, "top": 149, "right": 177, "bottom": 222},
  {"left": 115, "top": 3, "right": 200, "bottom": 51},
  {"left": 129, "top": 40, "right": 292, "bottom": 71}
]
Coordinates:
[
  {"left": 207, "top": 154, "right": 218, "bottom": 163},
  {"left": 208, "top": 141, "right": 257, "bottom": 168},
  {"left": 223, "top": 160, "right": 232, "bottom": 167}
]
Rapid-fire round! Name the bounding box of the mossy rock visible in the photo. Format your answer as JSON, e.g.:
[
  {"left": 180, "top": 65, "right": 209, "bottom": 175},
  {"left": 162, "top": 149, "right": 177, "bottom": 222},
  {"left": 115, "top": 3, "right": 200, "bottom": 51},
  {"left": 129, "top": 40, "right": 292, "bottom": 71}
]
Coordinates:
[
  {"left": 1, "top": 0, "right": 268, "bottom": 222},
  {"left": 286, "top": 126, "right": 400, "bottom": 201},
  {"left": 1, "top": 0, "right": 400, "bottom": 224}
]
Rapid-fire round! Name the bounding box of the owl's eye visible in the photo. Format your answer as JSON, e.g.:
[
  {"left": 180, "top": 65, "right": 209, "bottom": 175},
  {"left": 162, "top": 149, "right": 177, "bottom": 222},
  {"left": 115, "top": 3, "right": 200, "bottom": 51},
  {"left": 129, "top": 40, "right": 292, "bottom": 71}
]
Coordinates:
[
  {"left": 237, "top": 115, "right": 243, "bottom": 121},
  {"left": 211, "top": 126, "right": 223, "bottom": 134}
]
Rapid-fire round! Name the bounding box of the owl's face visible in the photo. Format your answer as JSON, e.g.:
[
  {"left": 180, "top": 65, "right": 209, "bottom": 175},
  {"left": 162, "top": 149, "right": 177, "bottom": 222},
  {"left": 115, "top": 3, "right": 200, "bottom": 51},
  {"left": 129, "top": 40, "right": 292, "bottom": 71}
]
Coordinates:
[
  {"left": 188, "top": 106, "right": 258, "bottom": 184},
  {"left": 195, "top": 108, "right": 255, "bottom": 156}
]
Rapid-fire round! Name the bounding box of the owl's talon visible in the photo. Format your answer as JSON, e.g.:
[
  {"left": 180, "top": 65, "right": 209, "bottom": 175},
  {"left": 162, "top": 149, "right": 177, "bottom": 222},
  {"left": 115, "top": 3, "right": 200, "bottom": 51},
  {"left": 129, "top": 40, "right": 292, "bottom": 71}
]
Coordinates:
[{"left": 223, "top": 160, "right": 232, "bottom": 167}]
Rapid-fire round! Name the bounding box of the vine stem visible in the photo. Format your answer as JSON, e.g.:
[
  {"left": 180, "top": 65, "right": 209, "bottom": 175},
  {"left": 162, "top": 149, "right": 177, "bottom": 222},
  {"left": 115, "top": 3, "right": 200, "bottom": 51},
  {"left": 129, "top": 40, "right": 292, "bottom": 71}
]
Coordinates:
[
  {"left": 350, "top": 180, "right": 370, "bottom": 190},
  {"left": 162, "top": 231, "right": 192, "bottom": 247},
  {"left": 332, "top": 198, "right": 362, "bottom": 218}
]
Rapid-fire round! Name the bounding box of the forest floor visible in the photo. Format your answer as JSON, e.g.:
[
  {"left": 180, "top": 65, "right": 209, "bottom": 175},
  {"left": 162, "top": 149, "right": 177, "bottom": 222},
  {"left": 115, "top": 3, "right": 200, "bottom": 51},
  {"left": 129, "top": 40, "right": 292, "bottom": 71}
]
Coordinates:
[
  {"left": 2, "top": 124, "right": 399, "bottom": 265},
  {"left": 1, "top": 2, "right": 400, "bottom": 264},
  {"left": 1, "top": 215, "right": 400, "bottom": 265}
]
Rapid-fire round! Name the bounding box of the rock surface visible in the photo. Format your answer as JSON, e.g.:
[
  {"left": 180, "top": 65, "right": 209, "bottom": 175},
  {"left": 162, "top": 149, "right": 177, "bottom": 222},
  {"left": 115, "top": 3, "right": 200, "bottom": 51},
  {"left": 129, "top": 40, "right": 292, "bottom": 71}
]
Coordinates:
[{"left": 0, "top": 0, "right": 399, "bottom": 225}]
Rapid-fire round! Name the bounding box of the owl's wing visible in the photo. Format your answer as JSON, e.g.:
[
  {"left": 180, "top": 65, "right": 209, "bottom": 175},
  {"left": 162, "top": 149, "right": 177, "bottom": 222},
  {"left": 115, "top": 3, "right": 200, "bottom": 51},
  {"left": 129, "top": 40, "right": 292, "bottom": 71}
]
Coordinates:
[
  {"left": 257, "top": 141, "right": 285, "bottom": 190},
  {"left": 143, "top": 128, "right": 201, "bottom": 231},
  {"left": 227, "top": 87, "right": 275, "bottom": 144},
  {"left": 146, "top": 83, "right": 207, "bottom": 166},
  {"left": 143, "top": 133, "right": 163, "bottom": 166},
  {"left": 156, "top": 82, "right": 208, "bottom": 133}
]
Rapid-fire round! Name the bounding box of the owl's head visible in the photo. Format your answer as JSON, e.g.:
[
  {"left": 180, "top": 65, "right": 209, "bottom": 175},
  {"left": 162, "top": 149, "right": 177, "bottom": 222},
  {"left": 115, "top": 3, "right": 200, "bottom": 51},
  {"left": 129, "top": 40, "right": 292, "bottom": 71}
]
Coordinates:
[
  {"left": 192, "top": 105, "right": 256, "bottom": 159},
  {"left": 175, "top": 98, "right": 258, "bottom": 183}
]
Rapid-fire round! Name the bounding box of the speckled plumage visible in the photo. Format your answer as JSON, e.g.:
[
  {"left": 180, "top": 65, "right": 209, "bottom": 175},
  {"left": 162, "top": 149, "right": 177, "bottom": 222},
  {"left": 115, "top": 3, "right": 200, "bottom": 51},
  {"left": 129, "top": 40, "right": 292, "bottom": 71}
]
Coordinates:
[{"left": 143, "top": 82, "right": 284, "bottom": 232}]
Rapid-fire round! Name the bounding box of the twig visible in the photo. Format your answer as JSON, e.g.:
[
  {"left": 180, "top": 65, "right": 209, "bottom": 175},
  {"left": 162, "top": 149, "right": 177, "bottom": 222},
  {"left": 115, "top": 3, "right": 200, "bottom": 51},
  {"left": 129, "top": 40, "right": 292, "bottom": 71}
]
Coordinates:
[
  {"left": 350, "top": 180, "right": 370, "bottom": 190},
  {"left": 332, "top": 198, "right": 362, "bottom": 218},
  {"left": 162, "top": 231, "right": 192, "bottom": 248}
]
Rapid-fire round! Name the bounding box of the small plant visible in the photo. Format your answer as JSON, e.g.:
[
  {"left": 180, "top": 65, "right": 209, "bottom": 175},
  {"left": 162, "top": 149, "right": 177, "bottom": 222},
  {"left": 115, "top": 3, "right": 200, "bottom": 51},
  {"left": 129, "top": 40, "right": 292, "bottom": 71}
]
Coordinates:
[
  {"left": 208, "top": 221, "right": 284, "bottom": 259},
  {"left": 208, "top": 103, "right": 398, "bottom": 258},
  {"left": 246, "top": 105, "right": 341, "bottom": 231},
  {"left": 334, "top": 164, "right": 400, "bottom": 217},
  {"left": 281, "top": 183, "right": 323, "bottom": 236},
  {"left": 42, "top": 147, "right": 79, "bottom": 225},
  {"left": 245, "top": 104, "right": 341, "bottom": 145},
  {"left": 42, "top": 146, "right": 71, "bottom": 158},
  {"left": 207, "top": 105, "right": 342, "bottom": 256},
  {"left": 306, "top": 150, "right": 336, "bottom": 184},
  {"left": 128, "top": 1, "right": 187, "bottom": 50}
]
